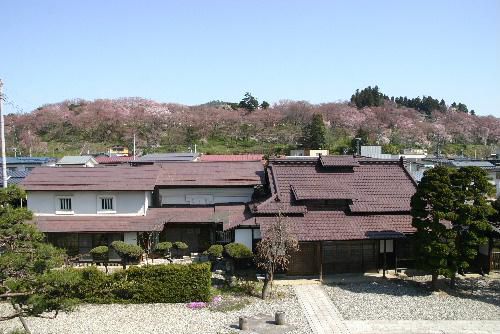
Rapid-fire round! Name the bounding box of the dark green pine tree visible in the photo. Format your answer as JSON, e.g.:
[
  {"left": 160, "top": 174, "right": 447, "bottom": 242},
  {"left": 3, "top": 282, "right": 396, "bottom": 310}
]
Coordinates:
[
  {"left": 411, "top": 166, "right": 458, "bottom": 290},
  {"left": 238, "top": 92, "right": 259, "bottom": 112},
  {"left": 450, "top": 167, "right": 495, "bottom": 283},
  {"left": 303, "top": 113, "right": 327, "bottom": 149}
]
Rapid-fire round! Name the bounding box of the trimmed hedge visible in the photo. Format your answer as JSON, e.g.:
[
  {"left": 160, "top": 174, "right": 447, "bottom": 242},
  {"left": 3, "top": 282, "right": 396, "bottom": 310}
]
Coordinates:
[
  {"left": 49, "top": 263, "right": 212, "bottom": 303},
  {"left": 89, "top": 246, "right": 108, "bottom": 259},
  {"left": 155, "top": 242, "right": 173, "bottom": 257},
  {"left": 224, "top": 243, "right": 253, "bottom": 259},
  {"left": 173, "top": 241, "right": 188, "bottom": 250}
]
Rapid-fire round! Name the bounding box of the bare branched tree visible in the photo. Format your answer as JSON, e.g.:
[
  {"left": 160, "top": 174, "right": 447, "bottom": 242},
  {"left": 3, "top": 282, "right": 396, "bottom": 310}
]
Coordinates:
[{"left": 255, "top": 212, "right": 299, "bottom": 299}]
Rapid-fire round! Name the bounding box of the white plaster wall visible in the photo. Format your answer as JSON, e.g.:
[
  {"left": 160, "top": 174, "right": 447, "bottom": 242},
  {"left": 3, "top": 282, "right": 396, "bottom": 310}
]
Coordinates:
[
  {"left": 235, "top": 229, "right": 253, "bottom": 251},
  {"left": 159, "top": 188, "right": 254, "bottom": 205},
  {"left": 124, "top": 232, "right": 138, "bottom": 245},
  {"left": 27, "top": 191, "right": 148, "bottom": 216}
]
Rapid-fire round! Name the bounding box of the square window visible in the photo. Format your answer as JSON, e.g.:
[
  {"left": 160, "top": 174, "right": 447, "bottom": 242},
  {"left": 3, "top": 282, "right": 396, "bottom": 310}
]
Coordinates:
[
  {"left": 58, "top": 197, "right": 72, "bottom": 211},
  {"left": 101, "top": 197, "right": 114, "bottom": 211}
]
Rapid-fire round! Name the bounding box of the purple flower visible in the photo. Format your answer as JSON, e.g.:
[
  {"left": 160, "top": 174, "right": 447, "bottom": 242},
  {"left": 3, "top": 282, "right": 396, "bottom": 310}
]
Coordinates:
[
  {"left": 211, "top": 295, "right": 222, "bottom": 304},
  {"left": 187, "top": 301, "right": 207, "bottom": 309}
]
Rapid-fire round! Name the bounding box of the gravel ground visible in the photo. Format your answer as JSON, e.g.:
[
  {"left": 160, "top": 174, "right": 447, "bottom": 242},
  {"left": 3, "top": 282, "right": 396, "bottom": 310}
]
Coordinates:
[
  {"left": 324, "top": 275, "right": 500, "bottom": 321},
  {"left": 0, "top": 287, "right": 310, "bottom": 334}
]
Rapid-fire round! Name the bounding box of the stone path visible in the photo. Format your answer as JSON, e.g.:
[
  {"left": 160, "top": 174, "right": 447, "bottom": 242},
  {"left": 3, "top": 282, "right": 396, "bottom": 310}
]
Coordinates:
[
  {"left": 294, "top": 285, "right": 350, "bottom": 334},
  {"left": 344, "top": 320, "right": 500, "bottom": 334}
]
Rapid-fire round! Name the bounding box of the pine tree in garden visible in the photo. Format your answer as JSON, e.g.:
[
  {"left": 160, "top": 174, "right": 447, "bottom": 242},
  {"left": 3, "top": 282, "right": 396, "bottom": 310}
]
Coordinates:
[
  {"left": 449, "top": 167, "right": 495, "bottom": 284},
  {"left": 411, "top": 166, "right": 496, "bottom": 289},
  {"left": 303, "top": 113, "right": 327, "bottom": 149},
  {"left": 411, "top": 166, "right": 458, "bottom": 290}
]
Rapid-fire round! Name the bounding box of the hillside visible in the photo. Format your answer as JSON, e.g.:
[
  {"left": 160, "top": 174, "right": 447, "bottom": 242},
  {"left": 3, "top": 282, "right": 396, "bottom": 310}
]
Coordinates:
[{"left": 4, "top": 96, "right": 500, "bottom": 158}]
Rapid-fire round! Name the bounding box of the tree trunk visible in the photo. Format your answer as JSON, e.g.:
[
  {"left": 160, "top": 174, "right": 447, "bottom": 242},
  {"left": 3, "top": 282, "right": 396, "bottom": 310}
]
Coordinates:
[
  {"left": 450, "top": 272, "right": 456, "bottom": 289},
  {"left": 261, "top": 273, "right": 272, "bottom": 299},
  {"left": 12, "top": 303, "right": 31, "bottom": 334},
  {"left": 431, "top": 272, "right": 438, "bottom": 290}
]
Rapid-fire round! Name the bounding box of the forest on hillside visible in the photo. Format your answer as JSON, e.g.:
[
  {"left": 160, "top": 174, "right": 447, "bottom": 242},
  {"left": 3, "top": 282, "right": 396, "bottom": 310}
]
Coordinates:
[{"left": 4, "top": 88, "right": 500, "bottom": 158}]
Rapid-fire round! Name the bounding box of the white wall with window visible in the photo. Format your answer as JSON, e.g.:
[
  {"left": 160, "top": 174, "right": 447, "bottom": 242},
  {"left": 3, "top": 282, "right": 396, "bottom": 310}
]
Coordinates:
[
  {"left": 159, "top": 187, "right": 254, "bottom": 205},
  {"left": 27, "top": 191, "right": 151, "bottom": 216}
]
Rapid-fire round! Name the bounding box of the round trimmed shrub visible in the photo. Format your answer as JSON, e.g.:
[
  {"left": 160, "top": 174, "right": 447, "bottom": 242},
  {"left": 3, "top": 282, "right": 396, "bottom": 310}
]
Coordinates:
[
  {"left": 206, "top": 244, "right": 223, "bottom": 258},
  {"left": 111, "top": 241, "right": 144, "bottom": 268},
  {"left": 155, "top": 241, "right": 173, "bottom": 256},
  {"left": 90, "top": 245, "right": 109, "bottom": 261},
  {"left": 224, "top": 243, "right": 253, "bottom": 259},
  {"left": 173, "top": 241, "right": 188, "bottom": 250}
]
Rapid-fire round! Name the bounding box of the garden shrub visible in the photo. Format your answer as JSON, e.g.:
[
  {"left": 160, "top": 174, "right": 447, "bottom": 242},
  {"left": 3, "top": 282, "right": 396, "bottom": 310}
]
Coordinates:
[
  {"left": 224, "top": 243, "right": 253, "bottom": 259},
  {"left": 111, "top": 241, "right": 144, "bottom": 268},
  {"left": 207, "top": 244, "right": 223, "bottom": 258},
  {"left": 173, "top": 241, "right": 189, "bottom": 258},
  {"left": 155, "top": 242, "right": 173, "bottom": 257},
  {"left": 51, "top": 263, "right": 212, "bottom": 304},
  {"left": 89, "top": 246, "right": 108, "bottom": 260}
]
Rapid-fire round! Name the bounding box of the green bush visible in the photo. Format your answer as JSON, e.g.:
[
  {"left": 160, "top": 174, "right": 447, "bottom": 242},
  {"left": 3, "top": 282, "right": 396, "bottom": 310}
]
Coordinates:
[
  {"left": 46, "top": 263, "right": 212, "bottom": 303},
  {"left": 207, "top": 244, "right": 223, "bottom": 258},
  {"left": 111, "top": 241, "right": 144, "bottom": 268},
  {"left": 173, "top": 241, "right": 188, "bottom": 250},
  {"left": 155, "top": 242, "right": 173, "bottom": 257},
  {"left": 89, "top": 246, "right": 108, "bottom": 259},
  {"left": 224, "top": 243, "right": 253, "bottom": 259}
]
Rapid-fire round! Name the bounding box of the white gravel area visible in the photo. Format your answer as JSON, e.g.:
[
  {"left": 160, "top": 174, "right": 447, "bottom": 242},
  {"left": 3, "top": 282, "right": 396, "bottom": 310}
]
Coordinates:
[
  {"left": 324, "top": 276, "right": 500, "bottom": 321},
  {"left": 0, "top": 287, "right": 310, "bottom": 334}
]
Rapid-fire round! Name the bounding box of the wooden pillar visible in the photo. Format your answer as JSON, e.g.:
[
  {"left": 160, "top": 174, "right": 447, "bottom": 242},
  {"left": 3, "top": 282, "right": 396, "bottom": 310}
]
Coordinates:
[
  {"left": 319, "top": 241, "right": 323, "bottom": 282},
  {"left": 383, "top": 239, "right": 387, "bottom": 278},
  {"left": 394, "top": 239, "right": 398, "bottom": 276}
]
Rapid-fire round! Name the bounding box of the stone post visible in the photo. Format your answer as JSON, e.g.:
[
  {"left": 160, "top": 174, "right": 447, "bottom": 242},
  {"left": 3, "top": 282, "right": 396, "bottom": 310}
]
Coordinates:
[
  {"left": 275, "top": 311, "right": 285, "bottom": 325},
  {"left": 239, "top": 316, "right": 249, "bottom": 330}
]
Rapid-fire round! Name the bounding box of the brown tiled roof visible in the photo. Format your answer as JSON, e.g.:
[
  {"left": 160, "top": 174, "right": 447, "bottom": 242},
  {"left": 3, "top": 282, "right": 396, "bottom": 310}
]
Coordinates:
[
  {"left": 319, "top": 155, "right": 359, "bottom": 167},
  {"left": 254, "top": 156, "right": 417, "bottom": 241},
  {"left": 156, "top": 161, "right": 265, "bottom": 187},
  {"left": 21, "top": 166, "right": 160, "bottom": 191},
  {"left": 257, "top": 212, "right": 414, "bottom": 241},
  {"left": 34, "top": 215, "right": 166, "bottom": 233},
  {"left": 94, "top": 156, "right": 134, "bottom": 164},
  {"left": 147, "top": 205, "right": 251, "bottom": 227},
  {"left": 200, "top": 154, "right": 264, "bottom": 162}
]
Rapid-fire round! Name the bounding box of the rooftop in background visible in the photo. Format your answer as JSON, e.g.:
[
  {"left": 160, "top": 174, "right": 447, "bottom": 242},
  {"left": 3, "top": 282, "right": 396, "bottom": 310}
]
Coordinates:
[
  {"left": 0, "top": 170, "right": 31, "bottom": 187},
  {"left": 1, "top": 157, "right": 56, "bottom": 165},
  {"left": 156, "top": 161, "right": 265, "bottom": 187},
  {"left": 94, "top": 156, "right": 135, "bottom": 164},
  {"left": 56, "top": 155, "right": 98, "bottom": 166},
  {"left": 136, "top": 153, "right": 199, "bottom": 163},
  {"left": 21, "top": 166, "right": 160, "bottom": 191},
  {"left": 200, "top": 154, "right": 264, "bottom": 162}
]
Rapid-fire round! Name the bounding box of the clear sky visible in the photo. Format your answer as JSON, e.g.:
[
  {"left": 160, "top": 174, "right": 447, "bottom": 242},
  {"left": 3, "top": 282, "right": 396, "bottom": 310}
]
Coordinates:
[{"left": 1, "top": 0, "right": 499, "bottom": 116}]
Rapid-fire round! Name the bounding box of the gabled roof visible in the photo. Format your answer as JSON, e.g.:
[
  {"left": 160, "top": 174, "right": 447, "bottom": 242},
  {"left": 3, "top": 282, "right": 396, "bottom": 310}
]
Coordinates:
[
  {"left": 21, "top": 166, "right": 160, "bottom": 191},
  {"left": 156, "top": 161, "right": 265, "bottom": 187},
  {"left": 57, "top": 155, "right": 97, "bottom": 165},
  {"left": 254, "top": 156, "right": 417, "bottom": 241}
]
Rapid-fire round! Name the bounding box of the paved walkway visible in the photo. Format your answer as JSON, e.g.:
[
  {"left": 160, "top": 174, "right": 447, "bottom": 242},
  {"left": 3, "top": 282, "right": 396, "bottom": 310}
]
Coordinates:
[
  {"left": 344, "top": 320, "right": 500, "bottom": 334},
  {"left": 294, "top": 285, "right": 350, "bottom": 334}
]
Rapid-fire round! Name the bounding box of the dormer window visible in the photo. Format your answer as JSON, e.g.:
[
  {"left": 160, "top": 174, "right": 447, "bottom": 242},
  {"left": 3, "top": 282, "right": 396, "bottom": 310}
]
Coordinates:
[
  {"left": 56, "top": 196, "right": 73, "bottom": 214},
  {"left": 98, "top": 195, "right": 116, "bottom": 213}
]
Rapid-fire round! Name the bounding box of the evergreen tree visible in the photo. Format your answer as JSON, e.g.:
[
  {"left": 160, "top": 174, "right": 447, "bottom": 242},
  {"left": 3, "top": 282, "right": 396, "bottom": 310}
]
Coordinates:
[
  {"left": 302, "top": 113, "right": 327, "bottom": 149},
  {"left": 350, "top": 86, "right": 386, "bottom": 108},
  {"left": 0, "top": 186, "right": 74, "bottom": 332},
  {"left": 238, "top": 92, "right": 259, "bottom": 112},
  {"left": 450, "top": 167, "right": 495, "bottom": 282},
  {"left": 260, "top": 101, "right": 270, "bottom": 110},
  {"left": 411, "top": 166, "right": 496, "bottom": 289},
  {"left": 411, "top": 166, "right": 458, "bottom": 289}
]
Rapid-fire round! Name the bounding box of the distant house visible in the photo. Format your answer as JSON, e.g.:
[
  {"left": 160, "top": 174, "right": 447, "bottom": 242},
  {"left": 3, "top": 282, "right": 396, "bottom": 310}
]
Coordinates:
[
  {"left": 0, "top": 156, "right": 56, "bottom": 172},
  {"left": 56, "top": 156, "right": 98, "bottom": 167},
  {"left": 94, "top": 156, "right": 134, "bottom": 165},
  {"left": 289, "top": 149, "right": 329, "bottom": 157},
  {"left": 0, "top": 170, "right": 31, "bottom": 187},
  {"left": 109, "top": 146, "right": 129, "bottom": 157},
  {"left": 133, "top": 153, "right": 199, "bottom": 165},
  {"left": 247, "top": 156, "right": 417, "bottom": 276}
]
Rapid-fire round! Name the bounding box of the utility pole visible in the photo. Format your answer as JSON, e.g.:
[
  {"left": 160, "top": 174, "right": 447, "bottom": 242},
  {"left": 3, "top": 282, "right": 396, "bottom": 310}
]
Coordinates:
[
  {"left": 133, "top": 132, "right": 136, "bottom": 160},
  {"left": 0, "top": 80, "right": 8, "bottom": 188}
]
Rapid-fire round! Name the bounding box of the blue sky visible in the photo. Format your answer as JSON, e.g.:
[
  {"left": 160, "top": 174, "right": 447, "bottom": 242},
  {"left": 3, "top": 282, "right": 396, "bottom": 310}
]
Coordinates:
[{"left": 1, "top": 0, "right": 499, "bottom": 116}]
